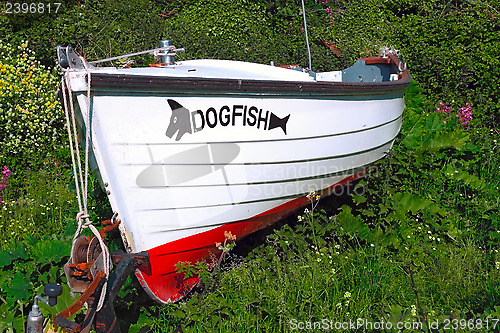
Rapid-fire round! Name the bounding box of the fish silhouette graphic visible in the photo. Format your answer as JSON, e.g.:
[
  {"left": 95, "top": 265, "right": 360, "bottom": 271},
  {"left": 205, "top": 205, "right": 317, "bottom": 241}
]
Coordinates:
[
  {"left": 268, "top": 113, "right": 290, "bottom": 135},
  {"left": 165, "top": 99, "right": 192, "bottom": 141},
  {"left": 165, "top": 99, "right": 289, "bottom": 141}
]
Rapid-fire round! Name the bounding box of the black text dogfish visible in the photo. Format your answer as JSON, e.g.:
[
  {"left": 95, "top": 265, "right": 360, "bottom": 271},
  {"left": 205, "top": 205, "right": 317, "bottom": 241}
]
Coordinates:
[{"left": 166, "top": 99, "right": 290, "bottom": 141}]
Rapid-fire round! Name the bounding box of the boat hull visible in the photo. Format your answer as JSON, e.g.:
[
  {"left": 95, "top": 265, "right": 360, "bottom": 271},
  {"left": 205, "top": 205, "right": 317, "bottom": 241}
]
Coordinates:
[
  {"left": 63, "top": 54, "right": 409, "bottom": 303},
  {"left": 136, "top": 171, "right": 366, "bottom": 303},
  {"left": 72, "top": 90, "right": 403, "bottom": 302}
]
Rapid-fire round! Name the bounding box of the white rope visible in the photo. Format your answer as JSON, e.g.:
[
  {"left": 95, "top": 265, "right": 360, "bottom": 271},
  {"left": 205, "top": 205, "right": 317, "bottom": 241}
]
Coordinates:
[
  {"left": 82, "top": 58, "right": 91, "bottom": 215},
  {"left": 61, "top": 62, "right": 110, "bottom": 312},
  {"left": 61, "top": 77, "right": 82, "bottom": 213},
  {"left": 301, "top": 0, "right": 312, "bottom": 70}
]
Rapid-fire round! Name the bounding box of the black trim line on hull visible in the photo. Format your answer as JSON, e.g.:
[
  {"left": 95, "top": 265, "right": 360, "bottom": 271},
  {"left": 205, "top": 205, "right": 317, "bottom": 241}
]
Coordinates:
[
  {"left": 147, "top": 172, "right": 366, "bottom": 236},
  {"left": 136, "top": 137, "right": 396, "bottom": 188},
  {"left": 140, "top": 165, "right": 368, "bottom": 212}
]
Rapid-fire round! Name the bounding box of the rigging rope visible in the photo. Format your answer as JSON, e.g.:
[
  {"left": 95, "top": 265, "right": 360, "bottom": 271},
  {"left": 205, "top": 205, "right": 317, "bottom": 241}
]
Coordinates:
[
  {"left": 301, "top": 0, "right": 312, "bottom": 71},
  {"left": 88, "top": 45, "right": 185, "bottom": 64},
  {"left": 61, "top": 60, "right": 110, "bottom": 312}
]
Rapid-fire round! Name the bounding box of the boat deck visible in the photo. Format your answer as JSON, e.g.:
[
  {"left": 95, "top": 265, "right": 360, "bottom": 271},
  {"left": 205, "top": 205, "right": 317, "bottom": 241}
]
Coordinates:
[{"left": 90, "top": 59, "right": 316, "bottom": 81}]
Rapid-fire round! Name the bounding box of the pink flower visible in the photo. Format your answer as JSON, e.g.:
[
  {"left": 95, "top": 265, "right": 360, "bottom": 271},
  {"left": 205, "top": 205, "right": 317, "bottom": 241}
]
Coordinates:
[
  {"left": 436, "top": 101, "right": 451, "bottom": 114},
  {"left": 457, "top": 103, "right": 473, "bottom": 126},
  {"left": 2, "top": 166, "right": 11, "bottom": 176},
  {"left": 0, "top": 166, "right": 10, "bottom": 203}
]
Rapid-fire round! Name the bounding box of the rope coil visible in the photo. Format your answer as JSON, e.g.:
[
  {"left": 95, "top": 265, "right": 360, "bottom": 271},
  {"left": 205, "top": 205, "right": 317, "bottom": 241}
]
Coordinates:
[{"left": 61, "top": 59, "right": 110, "bottom": 312}]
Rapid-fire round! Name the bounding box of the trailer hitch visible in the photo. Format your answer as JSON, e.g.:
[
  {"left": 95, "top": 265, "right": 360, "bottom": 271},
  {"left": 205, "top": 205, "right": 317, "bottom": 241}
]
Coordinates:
[{"left": 53, "top": 250, "right": 150, "bottom": 333}]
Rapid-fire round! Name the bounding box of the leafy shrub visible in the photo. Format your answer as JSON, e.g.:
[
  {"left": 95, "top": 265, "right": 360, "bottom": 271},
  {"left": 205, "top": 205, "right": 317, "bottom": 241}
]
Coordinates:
[
  {"left": 318, "top": 0, "right": 400, "bottom": 64},
  {"left": 160, "top": 0, "right": 312, "bottom": 67},
  {"left": 0, "top": 0, "right": 168, "bottom": 67},
  {"left": 396, "top": 5, "right": 500, "bottom": 124},
  {"left": 0, "top": 233, "right": 76, "bottom": 332},
  {"left": 0, "top": 40, "right": 65, "bottom": 173}
]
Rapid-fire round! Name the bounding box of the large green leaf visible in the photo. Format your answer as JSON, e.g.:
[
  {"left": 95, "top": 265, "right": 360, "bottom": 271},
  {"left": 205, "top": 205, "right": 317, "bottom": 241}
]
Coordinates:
[
  {"left": 0, "top": 251, "right": 13, "bottom": 268},
  {"left": 391, "top": 192, "right": 446, "bottom": 216},
  {"left": 425, "top": 112, "right": 445, "bottom": 131},
  {"left": 8, "top": 242, "right": 28, "bottom": 261},
  {"left": 335, "top": 205, "right": 371, "bottom": 241},
  {"left": 428, "top": 131, "right": 470, "bottom": 152},
  {"left": 30, "top": 239, "right": 70, "bottom": 263},
  {"left": 444, "top": 164, "right": 486, "bottom": 190},
  {"left": 5, "top": 272, "right": 31, "bottom": 301}
]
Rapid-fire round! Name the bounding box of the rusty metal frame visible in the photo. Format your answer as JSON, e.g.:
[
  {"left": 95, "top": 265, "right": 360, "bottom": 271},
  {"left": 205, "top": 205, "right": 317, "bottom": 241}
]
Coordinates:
[{"left": 54, "top": 250, "right": 150, "bottom": 333}]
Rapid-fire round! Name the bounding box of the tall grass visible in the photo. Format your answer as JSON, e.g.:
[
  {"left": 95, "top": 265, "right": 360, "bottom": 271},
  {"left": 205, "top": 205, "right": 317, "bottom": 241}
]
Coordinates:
[{"left": 0, "top": 161, "right": 76, "bottom": 247}]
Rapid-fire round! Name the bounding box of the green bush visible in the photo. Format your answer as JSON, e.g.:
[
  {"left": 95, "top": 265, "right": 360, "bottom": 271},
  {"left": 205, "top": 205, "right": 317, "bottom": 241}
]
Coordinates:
[
  {"left": 0, "top": 162, "right": 77, "bottom": 246},
  {"left": 395, "top": 4, "right": 500, "bottom": 125},
  {"left": 0, "top": 40, "right": 65, "bottom": 173},
  {"left": 159, "top": 0, "right": 318, "bottom": 67}
]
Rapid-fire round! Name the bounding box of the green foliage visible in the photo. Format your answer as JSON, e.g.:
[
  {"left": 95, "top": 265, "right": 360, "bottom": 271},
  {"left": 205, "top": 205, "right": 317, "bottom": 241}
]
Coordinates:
[
  {"left": 394, "top": 2, "right": 500, "bottom": 124},
  {"left": 0, "top": 41, "right": 65, "bottom": 172},
  {"left": 0, "top": 0, "right": 167, "bottom": 67},
  {"left": 320, "top": 0, "right": 399, "bottom": 64},
  {"left": 175, "top": 261, "right": 212, "bottom": 286},
  {"left": 0, "top": 162, "right": 77, "bottom": 247},
  {"left": 163, "top": 0, "right": 268, "bottom": 60},
  {"left": 0, "top": 235, "right": 72, "bottom": 331}
]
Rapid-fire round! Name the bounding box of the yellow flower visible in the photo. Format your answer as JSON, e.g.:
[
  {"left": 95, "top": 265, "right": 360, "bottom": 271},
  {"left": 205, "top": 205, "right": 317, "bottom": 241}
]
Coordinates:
[
  {"left": 306, "top": 190, "right": 316, "bottom": 201},
  {"left": 411, "top": 305, "right": 417, "bottom": 316}
]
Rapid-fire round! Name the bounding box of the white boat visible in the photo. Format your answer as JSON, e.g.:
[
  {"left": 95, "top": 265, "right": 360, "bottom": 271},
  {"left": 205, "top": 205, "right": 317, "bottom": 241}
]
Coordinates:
[{"left": 58, "top": 42, "right": 410, "bottom": 303}]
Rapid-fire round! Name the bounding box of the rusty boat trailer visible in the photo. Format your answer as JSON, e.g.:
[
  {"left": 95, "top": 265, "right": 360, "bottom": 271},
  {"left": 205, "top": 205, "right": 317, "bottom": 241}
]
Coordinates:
[
  {"left": 58, "top": 250, "right": 149, "bottom": 332},
  {"left": 27, "top": 215, "right": 150, "bottom": 332},
  {"left": 29, "top": 248, "right": 149, "bottom": 333}
]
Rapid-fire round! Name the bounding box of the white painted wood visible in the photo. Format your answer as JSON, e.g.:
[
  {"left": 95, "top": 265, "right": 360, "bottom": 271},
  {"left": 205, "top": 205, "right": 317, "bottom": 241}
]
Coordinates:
[{"left": 67, "top": 59, "right": 405, "bottom": 253}]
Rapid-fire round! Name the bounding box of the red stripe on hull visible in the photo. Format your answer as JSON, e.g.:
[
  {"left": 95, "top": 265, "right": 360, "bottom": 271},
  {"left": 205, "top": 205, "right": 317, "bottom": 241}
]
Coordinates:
[{"left": 135, "top": 171, "right": 365, "bottom": 303}]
